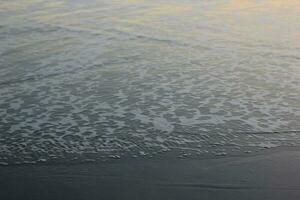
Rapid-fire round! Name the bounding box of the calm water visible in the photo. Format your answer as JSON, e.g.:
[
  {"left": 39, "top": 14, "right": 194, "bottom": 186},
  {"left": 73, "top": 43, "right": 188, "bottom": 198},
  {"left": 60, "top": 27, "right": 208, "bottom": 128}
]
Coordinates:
[{"left": 1, "top": 0, "right": 300, "bottom": 165}]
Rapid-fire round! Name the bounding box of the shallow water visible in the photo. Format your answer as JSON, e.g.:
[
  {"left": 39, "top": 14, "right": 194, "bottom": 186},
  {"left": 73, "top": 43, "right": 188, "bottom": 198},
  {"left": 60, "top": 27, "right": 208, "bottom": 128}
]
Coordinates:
[{"left": 1, "top": 0, "right": 300, "bottom": 165}]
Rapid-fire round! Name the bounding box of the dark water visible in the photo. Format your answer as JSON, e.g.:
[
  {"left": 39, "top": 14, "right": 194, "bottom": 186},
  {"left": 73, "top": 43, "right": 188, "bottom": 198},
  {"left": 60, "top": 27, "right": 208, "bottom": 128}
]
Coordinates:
[{"left": 1, "top": 0, "right": 300, "bottom": 165}]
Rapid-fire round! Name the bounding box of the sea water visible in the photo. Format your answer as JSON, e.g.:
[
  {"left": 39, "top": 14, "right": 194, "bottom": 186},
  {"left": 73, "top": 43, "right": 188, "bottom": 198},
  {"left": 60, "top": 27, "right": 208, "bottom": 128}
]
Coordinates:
[{"left": 1, "top": 0, "right": 300, "bottom": 165}]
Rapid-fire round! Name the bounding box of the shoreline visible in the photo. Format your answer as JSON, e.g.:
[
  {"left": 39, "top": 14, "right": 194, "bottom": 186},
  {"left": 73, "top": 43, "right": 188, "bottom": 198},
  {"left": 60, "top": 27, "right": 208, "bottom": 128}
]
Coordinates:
[
  {"left": 1, "top": 143, "right": 298, "bottom": 167},
  {"left": 1, "top": 146, "right": 300, "bottom": 200}
]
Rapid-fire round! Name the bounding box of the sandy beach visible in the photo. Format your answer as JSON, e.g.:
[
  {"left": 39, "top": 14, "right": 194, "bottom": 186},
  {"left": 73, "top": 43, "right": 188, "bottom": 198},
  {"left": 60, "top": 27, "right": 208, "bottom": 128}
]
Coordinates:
[{"left": 1, "top": 147, "right": 300, "bottom": 200}]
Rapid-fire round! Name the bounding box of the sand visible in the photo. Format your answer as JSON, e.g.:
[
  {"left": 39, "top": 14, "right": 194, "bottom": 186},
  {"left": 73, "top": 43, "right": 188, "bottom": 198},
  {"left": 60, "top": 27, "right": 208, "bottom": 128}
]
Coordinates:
[{"left": 1, "top": 147, "right": 300, "bottom": 200}]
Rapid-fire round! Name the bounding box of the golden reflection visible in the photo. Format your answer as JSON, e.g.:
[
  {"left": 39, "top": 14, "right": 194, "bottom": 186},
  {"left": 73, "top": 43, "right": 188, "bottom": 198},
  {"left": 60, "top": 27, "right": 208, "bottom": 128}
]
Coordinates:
[
  {"left": 143, "top": 4, "right": 192, "bottom": 16},
  {"left": 111, "top": 3, "right": 192, "bottom": 33},
  {"left": 112, "top": 0, "right": 144, "bottom": 4},
  {"left": 0, "top": 0, "right": 43, "bottom": 12},
  {"left": 43, "top": 1, "right": 64, "bottom": 9},
  {"left": 263, "top": 0, "right": 300, "bottom": 10},
  {"left": 212, "top": 0, "right": 300, "bottom": 14},
  {"left": 2, "top": 0, "right": 299, "bottom": 46},
  {"left": 203, "top": 0, "right": 300, "bottom": 44}
]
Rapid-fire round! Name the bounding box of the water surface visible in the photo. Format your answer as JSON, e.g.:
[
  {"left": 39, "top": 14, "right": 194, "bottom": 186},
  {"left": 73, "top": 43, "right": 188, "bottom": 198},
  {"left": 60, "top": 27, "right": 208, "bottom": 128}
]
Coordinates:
[{"left": 1, "top": 0, "right": 300, "bottom": 165}]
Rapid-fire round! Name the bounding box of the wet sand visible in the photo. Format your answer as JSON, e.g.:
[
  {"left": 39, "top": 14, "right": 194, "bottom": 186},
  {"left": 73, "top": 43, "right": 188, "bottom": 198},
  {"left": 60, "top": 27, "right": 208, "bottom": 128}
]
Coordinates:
[{"left": 1, "top": 147, "right": 300, "bottom": 200}]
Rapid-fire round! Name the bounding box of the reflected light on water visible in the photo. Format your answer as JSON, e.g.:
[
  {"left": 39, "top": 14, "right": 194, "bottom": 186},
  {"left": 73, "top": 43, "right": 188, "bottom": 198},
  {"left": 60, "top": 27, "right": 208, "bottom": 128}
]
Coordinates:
[{"left": 0, "top": 0, "right": 300, "bottom": 164}]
